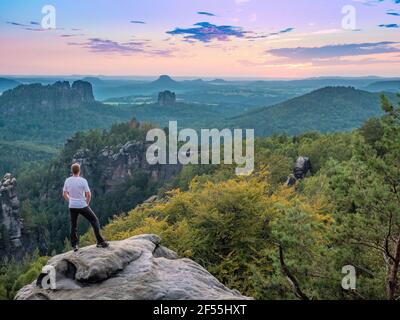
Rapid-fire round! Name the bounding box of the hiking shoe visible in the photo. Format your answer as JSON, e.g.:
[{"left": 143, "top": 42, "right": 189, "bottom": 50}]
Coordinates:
[
  {"left": 73, "top": 245, "right": 79, "bottom": 252},
  {"left": 97, "top": 241, "right": 109, "bottom": 248}
]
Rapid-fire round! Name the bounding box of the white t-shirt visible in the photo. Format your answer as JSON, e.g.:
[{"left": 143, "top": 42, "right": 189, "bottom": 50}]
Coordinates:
[{"left": 63, "top": 176, "right": 90, "bottom": 209}]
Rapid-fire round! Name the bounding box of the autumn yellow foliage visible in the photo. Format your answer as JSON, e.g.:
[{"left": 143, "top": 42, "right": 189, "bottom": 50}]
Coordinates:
[{"left": 81, "top": 170, "right": 333, "bottom": 299}]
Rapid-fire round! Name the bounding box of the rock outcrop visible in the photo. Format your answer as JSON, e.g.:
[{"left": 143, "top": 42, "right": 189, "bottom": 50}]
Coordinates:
[
  {"left": 157, "top": 90, "right": 176, "bottom": 106},
  {"left": 72, "top": 140, "right": 181, "bottom": 193},
  {"left": 0, "top": 173, "right": 42, "bottom": 259},
  {"left": 15, "top": 234, "right": 250, "bottom": 300},
  {"left": 71, "top": 80, "right": 95, "bottom": 103},
  {"left": 0, "top": 173, "right": 23, "bottom": 249},
  {"left": 0, "top": 80, "right": 95, "bottom": 115}
]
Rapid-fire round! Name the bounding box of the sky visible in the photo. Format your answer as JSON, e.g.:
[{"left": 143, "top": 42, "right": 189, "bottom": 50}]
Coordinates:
[{"left": 0, "top": 0, "right": 399, "bottom": 78}]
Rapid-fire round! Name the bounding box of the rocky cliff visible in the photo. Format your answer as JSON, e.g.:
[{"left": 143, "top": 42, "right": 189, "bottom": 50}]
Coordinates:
[
  {"left": 0, "top": 174, "right": 23, "bottom": 251},
  {"left": 0, "top": 80, "right": 95, "bottom": 116},
  {"left": 72, "top": 140, "right": 181, "bottom": 194},
  {"left": 0, "top": 173, "right": 47, "bottom": 259},
  {"left": 158, "top": 90, "right": 176, "bottom": 106},
  {"left": 15, "top": 234, "right": 250, "bottom": 300},
  {"left": 71, "top": 80, "right": 95, "bottom": 103}
]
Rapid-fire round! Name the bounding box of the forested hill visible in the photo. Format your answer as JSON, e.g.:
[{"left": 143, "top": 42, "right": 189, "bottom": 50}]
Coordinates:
[
  {"left": 229, "top": 86, "right": 398, "bottom": 136},
  {"left": 0, "top": 81, "right": 135, "bottom": 146}
]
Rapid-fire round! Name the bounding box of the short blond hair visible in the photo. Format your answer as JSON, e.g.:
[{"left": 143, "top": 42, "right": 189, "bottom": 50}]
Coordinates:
[{"left": 71, "top": 163, "right": 81, "bottom": 175}]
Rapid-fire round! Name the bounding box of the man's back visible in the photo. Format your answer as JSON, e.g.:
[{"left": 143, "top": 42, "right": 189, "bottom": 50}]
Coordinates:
[
  {"left": 63, "top": 176, "right": 90, "bottom": 209},
  {"left": 63, "top": 163, "right": 108, "bottom": 250}
]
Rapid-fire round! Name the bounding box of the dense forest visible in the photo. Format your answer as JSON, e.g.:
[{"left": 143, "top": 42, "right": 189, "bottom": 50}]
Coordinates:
[
  {"left": 0, "top": 141, "right": 57, "bottom": 175},
  {"left": 1, "top": 93, "right": 399, "bottom": 300}
]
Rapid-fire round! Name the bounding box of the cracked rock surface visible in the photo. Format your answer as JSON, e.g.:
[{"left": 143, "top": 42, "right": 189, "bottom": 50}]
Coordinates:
[{"left": 15, "top": 234, "right": 250, "bottom": 300}]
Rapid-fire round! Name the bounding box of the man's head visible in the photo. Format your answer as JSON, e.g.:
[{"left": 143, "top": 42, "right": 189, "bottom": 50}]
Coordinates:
[{"left": 71, "top": 163, "right": 81, "bottom": 176}]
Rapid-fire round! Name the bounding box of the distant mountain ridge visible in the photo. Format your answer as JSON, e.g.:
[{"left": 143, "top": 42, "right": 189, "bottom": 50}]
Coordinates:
[
  {"left": 7, "top": 75, "right": 398, "bottom": 101},
  {"left": 150, "top": 75, "right": 180, "bottom": 89},
  {"left": 364, "top": 80, "right": 400, "bottom": 93},
  {"left": 0, "top": 78, "right": 20, "bottom": 93},
  {"left": 229, "top": 86, "right": 399, "bottom": 136}
]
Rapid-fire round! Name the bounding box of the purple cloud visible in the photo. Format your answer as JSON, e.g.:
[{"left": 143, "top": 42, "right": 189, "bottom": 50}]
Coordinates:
[
  {"left": 387, "top": 9, "right": 400, "bottom": 15},
  {"left": 246, "top": 27, "right": 294, "bottom": 39},
  {"left": 130, "top": 20, "right": 146, "bottom": 24},
  {"left": 6, "top": 20, "right": 66, "bottom": 32},
  {"left": 6, "top": 21, "right": 28, "bottom": 27},
  {"left": 60, "top": 33, "right": 85, "bottom": 38},
  {"left": 379, "top": 23, "right": 400, "bottom": 28},
  {"left": 268, "top": 42, "right": 400, "bottom": 60},
  {"left": 75, "top": 38, "right": 145, "bottom": 54},
  {"left": 167, "top": 21, "right": 294, "bottom": 43},
  {"left": 197, "top": 12, "right": 216, "bottom": 16},
  {"left": 69, "top": 38, "right": 173, "bottom": 57},
  {"left": 359, "top": 0, "right": 400, "bottom": 6},
  {"left": 167, "top": 22, "right": 247, "bottom": 42},
  {"left": 24, "top": 27, "right": 45, "bottom": 32}
]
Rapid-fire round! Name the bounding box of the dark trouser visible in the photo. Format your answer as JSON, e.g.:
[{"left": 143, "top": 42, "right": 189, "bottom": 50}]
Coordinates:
[{"left": 69, "top": 206, "right": 105, "bottom": 247}]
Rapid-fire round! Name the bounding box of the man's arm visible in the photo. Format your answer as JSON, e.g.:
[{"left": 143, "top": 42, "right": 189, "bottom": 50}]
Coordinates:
[
  {"left": 84, "top": 179, "right": 91, "bottom": 206},
  {"left": 85, "top": 191, "right": 91, "bottom": 206},
  {"left": 63, "top": 179, "right": 69, "bottom": 202},
  {"left": 63, "top": 191, "right": 70, "bottom": 202}
]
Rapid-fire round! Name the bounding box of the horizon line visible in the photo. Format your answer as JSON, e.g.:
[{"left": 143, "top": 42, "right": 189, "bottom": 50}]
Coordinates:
[{"left": 2, "top": 74, "right": 400, "bottom": 81}]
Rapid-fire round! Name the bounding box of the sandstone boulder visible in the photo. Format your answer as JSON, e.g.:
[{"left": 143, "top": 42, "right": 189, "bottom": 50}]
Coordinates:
[{"left": 15, "top": 234, "right": 251, "bottom": 300}]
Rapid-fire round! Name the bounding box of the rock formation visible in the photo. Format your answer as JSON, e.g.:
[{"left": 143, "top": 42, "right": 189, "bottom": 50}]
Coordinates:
[
  {"left": 0, "top": 173, "right": 23, "bottom": 249},
  {"left": 71, "top": 80, "right": 95, "bottom": 103},
  {"left": 0, "top": 80, "right": 95, "bottom": 115},
  {"left": 15, "top": 234, "right": 250, "bottom": 300},
  {"left": 72, "top": 140, "right": 181, "bottom": 193},
  {"left": 157, "top": 90, "right": 176, "bottom": 106}
]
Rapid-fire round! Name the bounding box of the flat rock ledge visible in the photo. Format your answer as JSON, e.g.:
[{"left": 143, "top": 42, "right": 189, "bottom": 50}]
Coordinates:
[{"left": 15, "top": 234, "right": 251, "bottom": 300}]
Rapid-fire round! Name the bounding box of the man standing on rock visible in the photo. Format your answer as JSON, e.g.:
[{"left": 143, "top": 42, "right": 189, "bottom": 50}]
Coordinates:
[{"left": 63, "top": 163, "right": 109, "bottom": 252}]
